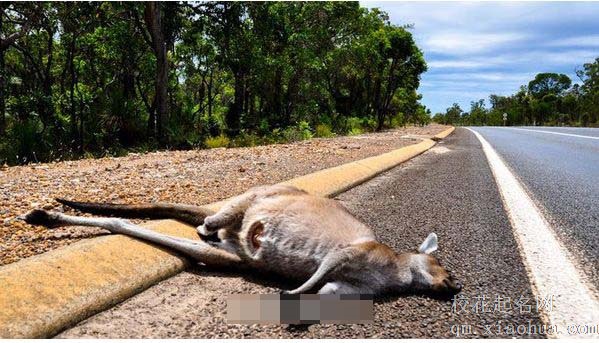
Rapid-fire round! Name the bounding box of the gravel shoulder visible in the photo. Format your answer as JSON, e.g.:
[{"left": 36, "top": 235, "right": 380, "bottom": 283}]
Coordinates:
[
  {"left": 57, "top": 128, "right": 543, "bottom": 338},
  {"left": 0, "top": 125, "right": 448, "bottom": 266}
]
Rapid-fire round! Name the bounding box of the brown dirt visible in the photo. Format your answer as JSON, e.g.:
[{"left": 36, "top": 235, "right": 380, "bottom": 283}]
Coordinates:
[{"left": 0, "top": 125, "right": 449, "bottom": 266}]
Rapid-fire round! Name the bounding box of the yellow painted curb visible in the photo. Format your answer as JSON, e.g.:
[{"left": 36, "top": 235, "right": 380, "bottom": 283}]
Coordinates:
[
  {"left": 434, "top": 126, "right": 455, "bottom": 139},
  {"left": 0, "top": 126, "right": 454, "bottom": 338},
  {"left": 281, "top": 138, "right": 435, "bottom": 197}
]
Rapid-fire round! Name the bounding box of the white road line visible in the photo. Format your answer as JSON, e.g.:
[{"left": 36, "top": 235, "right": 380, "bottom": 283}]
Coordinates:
[
  {"left": 511, "top": 127, "right": 599, "bottom": 140},
  {"left": 468, "top": 128, "right": 599, "bottom": 338}
]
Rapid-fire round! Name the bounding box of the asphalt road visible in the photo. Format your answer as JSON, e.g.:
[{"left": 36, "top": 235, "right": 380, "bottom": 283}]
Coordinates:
[
  {"left": 470, "top": 126, "right": 599, "bottom": 289},
  {"left": 58, "top": 128, "right": 550, "bottom": 338}
]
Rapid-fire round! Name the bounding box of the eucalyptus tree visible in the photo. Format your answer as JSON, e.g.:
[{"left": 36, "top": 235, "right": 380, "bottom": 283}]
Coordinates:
[
  {"left": 0, "top": 2, "right": 36, "bottom": 135},
  {"left": 577, "top": 58, "right": 599, "bottom": 125}
]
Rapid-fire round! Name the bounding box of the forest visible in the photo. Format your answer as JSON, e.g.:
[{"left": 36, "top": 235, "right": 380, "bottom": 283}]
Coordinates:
[
  {"left": 0, "top": 2, "right": 430, "bottom": 165},
  {"left": 433, "top": 62, "right": 599, "bottom": 127}
]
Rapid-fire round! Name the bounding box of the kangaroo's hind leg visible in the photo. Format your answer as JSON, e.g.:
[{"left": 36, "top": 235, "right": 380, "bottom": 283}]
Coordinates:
[{"left": 21, "top": 209, "right": 242, "bottom": 267}]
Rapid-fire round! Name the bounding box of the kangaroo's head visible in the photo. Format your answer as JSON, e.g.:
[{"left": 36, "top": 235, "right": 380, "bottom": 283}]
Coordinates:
[{"left": 398, "top": 233, "right": 462, "bottom": 296}]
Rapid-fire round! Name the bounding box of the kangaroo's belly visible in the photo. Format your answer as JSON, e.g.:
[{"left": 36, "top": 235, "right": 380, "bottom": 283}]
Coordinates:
[
  {"left": 246, "top": 225, "right": 343, "bottom": 280},
  {"left": 240, "top": 218, "right": 371, "bottom": 280},
  {"left": 238, "top": 197, "right": 375, "bottom": 280}
]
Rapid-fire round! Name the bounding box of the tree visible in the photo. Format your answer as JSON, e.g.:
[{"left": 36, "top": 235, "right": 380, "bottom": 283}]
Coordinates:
[
  {"left": 203, "top": 2, "right": 251, "bottom": 136},
  {"left": 444, "top": 103, "right": 462, "bottom": 125},
  {"left": 413, "top": 105, "right": 430, "bottom": 126},
  {"left": 0, "top": 3, "right": 35, "bottom": 135},
  {"left": 468, "top": 99, "right": 487, "bottom": 126},
  {"left": 457, "top": 63, "right": 599, "bottom": 127},
  {"left": 432, "top": 112, "right": 445, "bottom": 124},
  {"left": 372, "top": 25, "right": 426, "bottom": 131},
  {"left": 528, "top": 73, "right": 572, "bottom": 99},
  {"left": 142, "top": 2, "right": 171, "bottom": 145},
  {"left": 577, "top": 58, "right": 599, "bottom": 125},
  {"left": 1, "top": 3, "right": 434, "bottom": 165}
]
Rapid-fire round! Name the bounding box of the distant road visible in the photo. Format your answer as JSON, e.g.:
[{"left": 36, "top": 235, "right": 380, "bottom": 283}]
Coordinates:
[
  {"left": 515, "top": 126, "right": 599, "bottom": 138},
  {"left": 470, "top": 126, "right": 599, "bottom": 291}
]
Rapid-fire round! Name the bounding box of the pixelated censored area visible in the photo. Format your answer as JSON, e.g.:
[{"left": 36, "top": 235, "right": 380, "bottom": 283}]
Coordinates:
[{"left": 227, "top": 294, "right": 374, "bottom": 324}]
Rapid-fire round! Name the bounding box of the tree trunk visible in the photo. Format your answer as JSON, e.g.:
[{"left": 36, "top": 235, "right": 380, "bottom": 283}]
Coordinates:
[
  {"left": 0, "top": 48, "right": 6, "bottom": 136},
  {"left": 121, "top": 50, "right": 136, "bottom": 146},
  {"left": 0, "top": 12, "right": 5, "bottom": 136},
  {"left": 226, "top": 71, "right": 244, "bottom": 136},
  {"left": 207, "top": 69, "right": 213, "bottom": 119},
  {"left": 147, "top": 98, "right": 156, "bottom": 138},
  {"left": 76, "top": 79, "right": 84, "bottom": 154},
  {"left": 285, "top": 69, "right": 300, "bottom": 124},
  {"left": 373, "top": 74, "right": 384, "bottom": 131},
  {"left": 274, "top": 66, "right": 284, "bottom": 127},
  {"left": 68, "top": 36, "right": 78, "bottom": 151},
  {"left": 40, "top": 29, "right": 55, "bottom": 132},
  {"left": 144, "top": 2, "right": 168, "bottom": 146}
]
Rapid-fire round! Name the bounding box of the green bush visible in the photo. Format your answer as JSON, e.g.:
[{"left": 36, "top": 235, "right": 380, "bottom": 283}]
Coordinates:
[
  {"left": 204, "top": 134, "right": 230, "bottom": 148},
  {"left": 345, "top": 117, "right": 365, "bottom": 135},
  {"left": 230, "top": 131, "right": 261, "bottom": 147},
  {"left": 282, "top": 127, "right": 302, "bottom": 142},
  {"left": 362, "top": 117, "right": 378, "bottom": 132},
  {"left": 0, "top": 140, "right": 13, "bottom": 165},
  {"left": 282, "top": 121, "right": 313, "bottom": 142},
  {"left": 298, "top": 121, "right": 313, "bottom": 140},
  {"left": 7, "top": 119, "right": 46, "bottom": 164},
  {"left": 391, "top": 113, "right": 405, "bottom": 127},
  {"left": 315, "top": 123, "right": 334, "bottom": 138},
  {"left": 348, "top": 127, "right": 364, "bottom": 135}
]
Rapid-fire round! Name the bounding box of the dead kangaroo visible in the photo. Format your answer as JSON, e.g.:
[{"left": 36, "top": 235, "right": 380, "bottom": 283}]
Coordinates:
[{"left": 22, "top": 184, "right": 462, "bottom": 296}]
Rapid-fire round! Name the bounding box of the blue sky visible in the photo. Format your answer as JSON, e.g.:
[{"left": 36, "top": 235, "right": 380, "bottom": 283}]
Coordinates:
[{"left": 361, "top": 1, "right": 599, "bottom": 114}]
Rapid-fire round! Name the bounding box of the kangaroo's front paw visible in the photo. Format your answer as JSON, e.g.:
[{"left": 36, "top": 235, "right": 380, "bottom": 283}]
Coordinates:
[
  {"left": 196, "top": 223, "right": 217, "bottom": 236},
  {"left": 197, "top": 216, "right": 220, "bottom": 235}
]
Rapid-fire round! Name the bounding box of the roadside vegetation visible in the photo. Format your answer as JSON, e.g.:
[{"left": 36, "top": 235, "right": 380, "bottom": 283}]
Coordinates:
[
  {"left": 0, "top": 2, "right": 432, "bottom": 166},
  {"left": 433, "top": 59, "right": 599, "bottom": 127}
]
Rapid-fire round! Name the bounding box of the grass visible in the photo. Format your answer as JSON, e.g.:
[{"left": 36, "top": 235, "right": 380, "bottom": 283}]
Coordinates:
[{"left": 204, "top": 134, "right": 230, "bottom": 149}]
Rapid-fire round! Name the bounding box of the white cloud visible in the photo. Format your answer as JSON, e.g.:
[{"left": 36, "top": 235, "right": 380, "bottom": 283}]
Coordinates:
[
  {"left": 545, "top": 35, "right": 599, "bottom": 48},
  {"left": 428, "top": 60, "right": 489, "bottom": 69},
  {"left": 425, "top": 72, "right": 536, "bottom": 83},
  {"left": 427, "top": 50, "right": 597, "bottom": 72},
  {"left": 359, "top": 1, "right": 599, "bottom": 113},
  {"left": 422, "top": 32, "right": 529, "bottom": 55}
]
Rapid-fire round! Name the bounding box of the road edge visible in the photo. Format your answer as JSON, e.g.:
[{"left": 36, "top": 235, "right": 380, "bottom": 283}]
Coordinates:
[
  {"left": 0, "top": 126, "right": 454, "bottom": 338},
  {"left": 467, "top": 128, "right": 599, "bottom": 338}
]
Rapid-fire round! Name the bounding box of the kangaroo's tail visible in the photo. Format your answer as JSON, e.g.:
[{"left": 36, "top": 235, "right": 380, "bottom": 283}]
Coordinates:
[{"left": 55, "top": 198, "right": 213, "bottom": 227}]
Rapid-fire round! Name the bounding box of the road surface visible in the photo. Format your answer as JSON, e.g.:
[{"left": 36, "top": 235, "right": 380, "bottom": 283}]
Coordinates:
[
  {"left": 57, "top": 127, "right": 598, "bottom": 338},
  {"left": 472, "top": 126, "right": 599, "bottom": 290}
]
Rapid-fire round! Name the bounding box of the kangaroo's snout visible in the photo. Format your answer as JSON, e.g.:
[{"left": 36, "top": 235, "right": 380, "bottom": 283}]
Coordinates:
[
  {"left": 443, "top": 276, "right": 463, "bottom": 294},
  {"left": 428, "top": 275, "right": 462, "bottom": 298}
]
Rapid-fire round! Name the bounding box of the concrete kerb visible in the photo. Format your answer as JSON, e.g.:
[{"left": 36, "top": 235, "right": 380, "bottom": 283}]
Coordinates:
[{"left": 0, "top": 127, "right": 454, "bottom": 338}]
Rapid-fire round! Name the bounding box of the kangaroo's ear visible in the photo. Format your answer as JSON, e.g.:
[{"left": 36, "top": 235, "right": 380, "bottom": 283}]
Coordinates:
[{"left": 418, "top": 233, "right": 438, "bottom": 254}]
